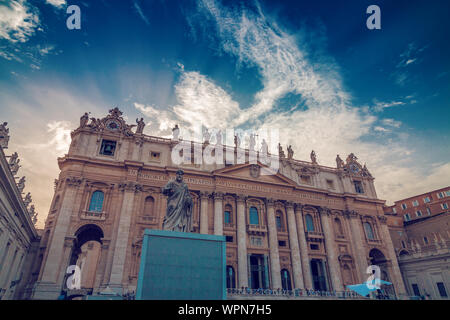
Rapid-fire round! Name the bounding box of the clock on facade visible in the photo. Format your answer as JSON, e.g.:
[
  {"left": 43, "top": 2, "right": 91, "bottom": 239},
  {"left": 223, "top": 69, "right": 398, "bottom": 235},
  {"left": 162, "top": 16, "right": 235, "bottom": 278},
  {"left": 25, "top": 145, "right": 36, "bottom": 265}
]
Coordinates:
[{"left": 106, "top": 119, "right": 120, "bottom": 131}]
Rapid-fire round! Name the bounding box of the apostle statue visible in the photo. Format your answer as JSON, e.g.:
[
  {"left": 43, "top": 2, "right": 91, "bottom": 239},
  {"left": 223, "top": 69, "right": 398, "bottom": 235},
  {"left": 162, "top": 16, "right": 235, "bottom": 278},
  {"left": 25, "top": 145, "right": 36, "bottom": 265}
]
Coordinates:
[
  {"left": 287, "top": 145, "right": 294, "bottom": 160},
  {"left": 249, "top": 133, "right": 256, "bottom": 151},
  {"left": 136, "top": 118, "right": 145, "bottom": 134},
  {"left": 203, "top": 128, "right": 210, "bottom": 144},
  {"left": 161, "top": 169, "right": 193, "bottom": 232},
  {"left": 336, "top": 154, "right": 344, "bottom": 169},
  {"left": 234, "top": 134, "right": 240, "bottom": 148},
  {"left": 260, "top": 139, "right": 269, "bottom": 155},
  {"left": 23, "top": 192, "right": 32, "bottom": 208},
  {"left": 172, "top": 124, "right": 180, "bottom": 140},
  {"left": 10, "top": 158, "right": 20, "bottom": 175},
  {"left": 17, "top": 176, "right": 25, "bottom": 193},
  {"left": 80, "top": 112, "right": 89, "bottom": 128},
  {"left": 278, "top": 143, "right": 285, "bottom": 158},
  {"left": 310, "top": 150, "right": 317, "bottom": 164},
  {"left": 0, "top": 122, "right": 9, "bottom": 148}
]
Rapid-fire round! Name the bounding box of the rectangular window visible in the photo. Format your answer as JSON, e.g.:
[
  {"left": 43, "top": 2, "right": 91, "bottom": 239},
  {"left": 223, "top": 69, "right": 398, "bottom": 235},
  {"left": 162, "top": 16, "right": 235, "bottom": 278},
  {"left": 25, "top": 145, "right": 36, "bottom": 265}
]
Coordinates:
[
  {"left": 416, "top": 210, "right": 422, "bottom": 217},
  {"left": 300, "top": 175, "right": 312, "bottom": 185},
  {"left": 401, "top": 203, "right": 407, "bottom": 210},
  {"left": 224, "top": 211, "right": 231, "bottom": 224},
  {"left": 437, "top": 192, "right": 444, "bottom": 199},
  {"left": 441, "top": 203, "right": 448, "bottom": 210},
  {"left": 392, "top": 207, "right": 397, "bottom": 213},
  {"left": 412, "top": 200, "right": 419, "bottom": 207},
  {"left": 225, "top": 236, "right": 233, "bottom": 243},
  {"left": 436, "top": 282, "right": 448, "bottom": 297},
  {"left": 251, "top": 237, "right": 263, "bottom": 247},
  {"left": 310, "top": 244, "right": 319, "bottom": 250},
  {"left": 99, "top": 140, "right": 116, "bottom": 156},
  {"left": 424, "top": 197, "right": 431, "bottom": 203},
  {"left": 278, "top": 240, "right": 286, "bottom": 247},
  {"left": 411, "top": 284, "right": 421, "bottom": 296},
  {"left": 446, "top": 190, "right": 450, "bottom": 197},
  {"left": 354, "top": 181, "right": 364, "bottom": 194},
  {"left": 404, "top": 213, "right": 411, "bottom": 222}
]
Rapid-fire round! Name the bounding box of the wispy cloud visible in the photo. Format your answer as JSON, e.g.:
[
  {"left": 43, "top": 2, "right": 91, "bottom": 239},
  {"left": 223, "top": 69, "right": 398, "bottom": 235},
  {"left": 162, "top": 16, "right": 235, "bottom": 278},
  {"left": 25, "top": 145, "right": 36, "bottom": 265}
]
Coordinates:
[
  {"left": 0, "top": 0, "right": 40, "bottom": 43},
  {"left": 134, "top": 1, "right": 150, "bottom": 25},
  {"left": 131, "top": 0, "right": 449, "bottom": 205}
]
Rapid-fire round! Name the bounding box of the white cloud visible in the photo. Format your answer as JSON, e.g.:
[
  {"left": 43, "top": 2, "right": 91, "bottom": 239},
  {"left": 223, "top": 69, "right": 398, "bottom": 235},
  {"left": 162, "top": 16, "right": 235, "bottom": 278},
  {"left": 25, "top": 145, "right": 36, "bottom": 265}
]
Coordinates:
[
  {"left": 45, "top": 0, "right": 67, "bottom": 9},
  {"left": 0, "top": 0, "right": 40, "bottom": 43}
]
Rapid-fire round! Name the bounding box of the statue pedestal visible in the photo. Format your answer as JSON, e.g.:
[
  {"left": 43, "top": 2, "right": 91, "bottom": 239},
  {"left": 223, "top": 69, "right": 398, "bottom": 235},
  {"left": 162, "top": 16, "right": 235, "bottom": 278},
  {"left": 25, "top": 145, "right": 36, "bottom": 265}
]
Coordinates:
[{"left": 136, "top": 229, "right": 226, "bottom": 300}]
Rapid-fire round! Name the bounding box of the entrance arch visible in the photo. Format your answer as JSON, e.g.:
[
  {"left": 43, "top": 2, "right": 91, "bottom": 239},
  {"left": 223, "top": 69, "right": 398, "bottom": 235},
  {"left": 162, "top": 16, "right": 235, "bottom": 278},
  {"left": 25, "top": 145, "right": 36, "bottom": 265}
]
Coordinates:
[
  {"left": 65, "top": 224, "right": 104, "bottom": 298},
  {"left": 368, "top": 248, "right": 395, "bottom": 297}
]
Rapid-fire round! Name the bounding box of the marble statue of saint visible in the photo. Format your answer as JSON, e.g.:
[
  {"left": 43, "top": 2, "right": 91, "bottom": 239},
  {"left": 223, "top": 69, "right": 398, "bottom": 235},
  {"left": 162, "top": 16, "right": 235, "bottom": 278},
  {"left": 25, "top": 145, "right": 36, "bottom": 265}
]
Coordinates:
[
  {"left": 203, "top": 128, "right": 210, "bottom": 144},
  {"left": 260, "top": 139, "right": 268, "bottom": 155},
  {"left": 287, "top": 145, "right": 294, "bottom": 160},
  {"left": 234, "top": 134, "right": 240, "bottom": 148},
  {"left": 249, "top": 133, "right": 256, "bottom": 151},
  {"left": 310, "top": 150, "right": 317, "bottom": 164},
  {"left": 278, "top": 143, "right": 285, "bottom": 158},
  {"left": 336, "top": 155, "right": 344, "bottom": 169},
  {"left": 17, "top": 176, "right": 25, "bottom": 192},
  {"left": 8, "top": 152, "right": 18, "bottom": 166},
  {"left": 10, "top": 158, "right": 20, "bottom": 175},
  {"left": 172, "top": 124, "right": 180, "bottom": 140},
  {"left": 161, "top": 169, "right": 193, "bottom": 232},
  {"left": 136, "top": 118, "right": 145, "bottom": 134},
  {"left": 0, "top": 122, "right": 9, "bottom": 148},
  {"left": 80, "top": 113, "right": 89, "bottom": 128},
  {"left": 24, "top": 192, "right": 32, "bottom": 207}
]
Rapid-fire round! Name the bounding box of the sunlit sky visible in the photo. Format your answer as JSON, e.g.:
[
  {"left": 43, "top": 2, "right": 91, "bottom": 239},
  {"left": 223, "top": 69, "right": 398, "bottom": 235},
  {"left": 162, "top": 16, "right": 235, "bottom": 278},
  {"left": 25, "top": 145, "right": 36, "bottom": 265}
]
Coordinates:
[{"left": 1, "top": 0, "right": 449, "bottom": 228}]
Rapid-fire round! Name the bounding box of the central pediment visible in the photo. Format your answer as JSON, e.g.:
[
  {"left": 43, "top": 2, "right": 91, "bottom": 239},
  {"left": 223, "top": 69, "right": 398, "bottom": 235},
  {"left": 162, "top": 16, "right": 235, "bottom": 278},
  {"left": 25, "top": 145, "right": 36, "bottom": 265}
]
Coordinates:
[{"left": 213, "top": 162, "right": 298, "bottom": 187}]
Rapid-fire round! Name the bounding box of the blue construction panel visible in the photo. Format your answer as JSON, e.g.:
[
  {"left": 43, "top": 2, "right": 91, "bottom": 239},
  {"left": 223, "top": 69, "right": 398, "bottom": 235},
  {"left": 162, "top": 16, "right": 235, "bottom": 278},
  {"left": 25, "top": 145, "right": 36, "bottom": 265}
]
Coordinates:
[{"left": 136, "top": 229, "right": 226, "bottom": 300}]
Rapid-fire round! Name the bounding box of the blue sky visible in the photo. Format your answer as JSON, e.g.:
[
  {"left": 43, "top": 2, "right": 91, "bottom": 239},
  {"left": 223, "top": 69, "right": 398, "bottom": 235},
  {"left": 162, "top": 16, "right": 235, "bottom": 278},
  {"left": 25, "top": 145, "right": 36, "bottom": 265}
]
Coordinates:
[{"left": 1, "top": 0, "right": 449, "bottom": 227}]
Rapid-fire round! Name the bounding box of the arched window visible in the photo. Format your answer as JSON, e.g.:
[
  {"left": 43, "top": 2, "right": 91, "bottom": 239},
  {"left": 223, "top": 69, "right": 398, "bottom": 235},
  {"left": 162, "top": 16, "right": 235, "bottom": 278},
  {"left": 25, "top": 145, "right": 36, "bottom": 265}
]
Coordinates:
[
  {"left": 364, "top": 222, "right": 375, "bottom": 240},
  {"left": 305, "top": 214, "right": 315, "bottom": 232},
  {"left": 224, "top": 204, "right": 232, "bottom": 224},
  {"left": 249, "top": 206, "right": 259, "bottom": 225},
  {"left": 226, "top": 266, "right": 236, "bottom": 288},
  {"left": 89, "top": 191, "right": 104, "bottom": 212},
  {"left": 281, "top": 269, "right": 292, "bottom": 290},
  {"left": 143, "top": 196, "right": 154, "bottom": 216},
  {"left": 335, "top": 218, "right": 344, "bottom": 236}
]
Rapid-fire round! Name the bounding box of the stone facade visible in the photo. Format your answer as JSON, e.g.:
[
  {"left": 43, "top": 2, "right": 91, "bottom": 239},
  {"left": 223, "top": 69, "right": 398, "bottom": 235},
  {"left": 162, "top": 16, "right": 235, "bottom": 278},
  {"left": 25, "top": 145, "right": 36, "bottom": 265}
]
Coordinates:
[
  {"left": 386, "top": 189, "right": 450, "bottom": 300},
  {"left": 0, "top": 123, "right": 40, "bottom": 300},
  {"left": 30, "top": 108, "right": 407, "bottom": 299}
]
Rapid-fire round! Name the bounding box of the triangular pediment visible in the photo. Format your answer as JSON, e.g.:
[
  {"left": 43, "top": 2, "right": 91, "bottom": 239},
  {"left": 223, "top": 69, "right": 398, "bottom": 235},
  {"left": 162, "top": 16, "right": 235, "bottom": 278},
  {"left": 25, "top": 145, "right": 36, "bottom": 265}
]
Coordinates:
[{"left": 213, "top": 162, "right": 297, "bottom": 187}]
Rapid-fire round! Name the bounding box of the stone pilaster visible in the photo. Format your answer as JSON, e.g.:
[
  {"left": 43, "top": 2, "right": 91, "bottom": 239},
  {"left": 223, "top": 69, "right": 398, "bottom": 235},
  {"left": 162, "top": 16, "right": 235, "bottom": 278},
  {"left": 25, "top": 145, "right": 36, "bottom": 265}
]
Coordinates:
[
  {"left": 108, "top": 182, "right": 140, "bottom": 292},
  {"left": 377, "top": 215, "right": 407, "bottom": 297},
  {"left": 318, "top": 207, "right": 344, "bottom": 291},
  {"left": 236, "top": 194, "right": 248, "bottom": 288},
  {"left": 93, "top": 239, "right": 110, "bottom": 291},
  {"left": 295, "top": 204, "right": 313, "bottom": 289},
  {"left": 213, "top": 192, "right": 224, "bottom": 236},
  {"left": 348, "top": 211, "right": 368, "bottom": 283},
  {"left": 56, "top": 236, "right": 77, "bottom": 287},
  {"left": 200, "top": 191, "right": 210, "bottom": 234},
  {"left": 266, "top": 198, "right": 282, "bottom": 290},
  {"left": 32, "top": 177, "right": 82, "bottom": 300},
  {"left": 285, "top": 202, "right": 305, "bottom": 289}
]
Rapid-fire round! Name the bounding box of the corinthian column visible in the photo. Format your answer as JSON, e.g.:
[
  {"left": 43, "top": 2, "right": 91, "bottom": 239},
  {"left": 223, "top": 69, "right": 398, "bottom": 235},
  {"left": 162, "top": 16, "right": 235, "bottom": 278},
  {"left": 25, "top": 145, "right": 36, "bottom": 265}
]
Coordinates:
[
  {"left": 109, "top": 182, "right": 140, "bottom": 290},
  {"left": 295, "top": 204, "right": 313, "bottom": 289},
  {"left": 285, "top": 202, "right": 305, "bottom": 289},
  {"left": 213, "top": 192, "right": 224, "bottom": 236},
  {"left": 200, "top": 191, "right": 210, "bottom": 234},
  {"left": 348, "top": 211, "right": 369, "bottom": 283},
  {"left": 318, "top": 207, "right": 343, "bottom": 291},
  {"left": 236, "top": 194, "right": 248, "bottom": 288},
  {"left": 378, "top": 215, "right": 407, "bottom": 297},
  {"left": 266, "top": 199, "right": 282, "bottom": 290}
]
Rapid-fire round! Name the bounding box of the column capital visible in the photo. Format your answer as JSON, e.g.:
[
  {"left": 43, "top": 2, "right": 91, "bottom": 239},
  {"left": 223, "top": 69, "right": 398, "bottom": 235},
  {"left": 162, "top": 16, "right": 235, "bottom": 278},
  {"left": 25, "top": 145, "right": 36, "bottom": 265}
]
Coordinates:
[
  {"left": 118, "top": 182, "right": 142, "bottom": 193},
  {"left": 377, "top": 215, "right": 388, "bottom": 224},
  {"left": 236, "top": 194, "right": 247, "bottom": 203},
  {"left": 213, "top": 191, "right": 224, "bottom": 200},
  {"left": 345, "top": 210, "right": 359, "bottom": 219},
  {"left": 294, "top": 203, "right": 303, "bottom": 212},
  {"left": 200, "top": 191, "right": 211, "bottom": 199},
  {"left": 64, "top": 236, "right": 77, "bottom": 248},
  {"left": 285, "top": 201, "right": 295, "bottom": 209},
  {"left": 66, "top": 177, "right": 83, "bottom": 188},
  {"left": 265, "top": 198, "right": 275, "bottom": 207},
  {"left": 317, "top": 206, "right": 331, "bottom": 216}
]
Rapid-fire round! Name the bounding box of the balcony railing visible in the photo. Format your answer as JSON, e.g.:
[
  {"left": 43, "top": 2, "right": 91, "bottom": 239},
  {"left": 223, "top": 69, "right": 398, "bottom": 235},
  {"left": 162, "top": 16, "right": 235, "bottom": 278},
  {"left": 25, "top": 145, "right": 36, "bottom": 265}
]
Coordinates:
[{"left": 247, "top": 224, "right": 267, "bottom": 235}]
